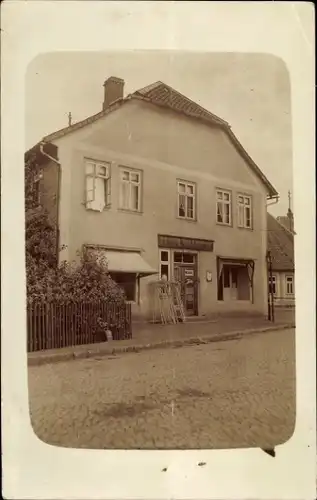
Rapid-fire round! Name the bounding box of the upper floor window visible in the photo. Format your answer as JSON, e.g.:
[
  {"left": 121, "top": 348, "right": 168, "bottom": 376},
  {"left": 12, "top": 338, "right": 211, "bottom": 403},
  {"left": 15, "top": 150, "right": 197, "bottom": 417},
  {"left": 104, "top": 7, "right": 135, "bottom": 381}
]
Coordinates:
[
  {"left": 85, "top": 160, "right": 111, "bottom": 211},
  {"left": 238, "top": 194, "right": 252, "bottom": 229},
  {"left": 177, "top": 181, "right": 196, "bottom": 220},
  {"left": 119, "top": 168, "right": 142, "bottom": 212},
  {"left": 216, "top": 189, "right": 231, "bottom": 225},
  {"left": 285, "top": 275, "right": 294, "bottom": 295}
]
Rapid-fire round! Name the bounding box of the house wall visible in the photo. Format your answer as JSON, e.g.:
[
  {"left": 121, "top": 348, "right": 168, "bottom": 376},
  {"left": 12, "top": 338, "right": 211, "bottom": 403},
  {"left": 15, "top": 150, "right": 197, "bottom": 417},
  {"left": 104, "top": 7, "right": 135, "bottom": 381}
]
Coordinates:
[
  {"left": 273, "top": 271, "right": 295, "bottom": 306},
  {"left": 53, "top": 100, "right": 269, "bottom": 317}
]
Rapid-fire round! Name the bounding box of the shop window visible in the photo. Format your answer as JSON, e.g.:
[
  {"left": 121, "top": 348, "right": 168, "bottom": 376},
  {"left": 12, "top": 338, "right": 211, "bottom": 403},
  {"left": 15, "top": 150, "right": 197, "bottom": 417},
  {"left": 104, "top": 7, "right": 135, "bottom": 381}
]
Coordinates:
[
  {"left": 159, "top": 249, "right": 171, "bottom": 280},
  {"left": 231, "top": 267, "right": 238, "bottom": 287},
  {"left": 173, "top": 253, "right": 182, "bottom": 263},
  {"left": 223, "top": 266, "right": 230, "bottom": 288},
  {"left": 110, "top": 272, "right": 136, "bottom": 301},
  {"left": 161, "top": 251, "right": 169, "bottom": 262},
  {"left": 182, "top": 253, "right": 195, "bottom": 264},
  {"left": 217, "top": 271, "right": 224, "bottom": 300},
  {"left": 173, "top": 252, "right": 196, "bottom": 264},
  {"left": 160, "top": 264, "right": 169, "bottom": 280},
  {"left": 218, "top": 263, "right": 252, "bottom": 301}
]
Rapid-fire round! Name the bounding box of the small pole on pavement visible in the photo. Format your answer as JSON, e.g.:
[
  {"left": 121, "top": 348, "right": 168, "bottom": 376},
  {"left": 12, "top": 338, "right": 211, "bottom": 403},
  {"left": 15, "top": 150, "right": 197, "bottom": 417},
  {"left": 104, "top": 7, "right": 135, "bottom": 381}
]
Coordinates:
[{"left": 266, "top": 251, "right": 275, "bottom": 322}]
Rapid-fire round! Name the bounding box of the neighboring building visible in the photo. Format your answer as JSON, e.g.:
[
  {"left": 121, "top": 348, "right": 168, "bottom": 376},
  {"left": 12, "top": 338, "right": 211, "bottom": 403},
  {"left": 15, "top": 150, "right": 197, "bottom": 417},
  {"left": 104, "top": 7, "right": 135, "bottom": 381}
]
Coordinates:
[
  {"left": 276, "top": 191, "right": 295, "bottom": 234},
  {"left": 276, "top": 212, "right": 294, "bottom": 234},
  {"left": 267, "top": 212, "right": 295, "bottom": 306},
  {"left": 26, "top": 77, "right": 279, "bottom": 319}
]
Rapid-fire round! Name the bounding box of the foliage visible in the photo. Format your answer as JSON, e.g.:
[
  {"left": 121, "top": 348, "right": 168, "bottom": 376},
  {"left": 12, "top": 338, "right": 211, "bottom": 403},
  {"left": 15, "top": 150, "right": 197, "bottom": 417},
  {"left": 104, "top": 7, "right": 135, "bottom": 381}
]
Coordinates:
[
  {"left": 25, "top": 153, "right": 57, "bottom": 270},
  {"left": 25, "top": 154, "right": 125, "bottom": 306}
]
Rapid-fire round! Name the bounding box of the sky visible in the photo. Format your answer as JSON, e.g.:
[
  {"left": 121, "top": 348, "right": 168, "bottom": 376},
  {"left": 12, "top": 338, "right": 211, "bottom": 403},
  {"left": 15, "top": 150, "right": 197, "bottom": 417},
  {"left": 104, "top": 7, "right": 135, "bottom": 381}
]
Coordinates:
[{"left": 25, "top": 51, "right": 292, "bottom": 216}]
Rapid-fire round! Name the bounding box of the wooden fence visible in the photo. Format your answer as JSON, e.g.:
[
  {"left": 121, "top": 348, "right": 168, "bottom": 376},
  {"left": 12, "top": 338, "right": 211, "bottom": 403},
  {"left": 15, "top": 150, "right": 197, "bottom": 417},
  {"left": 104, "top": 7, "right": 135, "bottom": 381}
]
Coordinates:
[{"left": 27, "top": 301, "right": 132, "bottom": 352}]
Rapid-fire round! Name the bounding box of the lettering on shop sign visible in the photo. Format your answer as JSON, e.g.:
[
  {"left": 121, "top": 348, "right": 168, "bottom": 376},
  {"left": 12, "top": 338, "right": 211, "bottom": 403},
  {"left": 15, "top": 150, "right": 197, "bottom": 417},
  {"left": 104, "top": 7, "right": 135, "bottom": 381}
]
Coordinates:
[
  {"left": 158, "top": 234, "right": 214, "bottom": 252},
  {"left": 185, "top": 269, "right": 194, "bottom": 277}
]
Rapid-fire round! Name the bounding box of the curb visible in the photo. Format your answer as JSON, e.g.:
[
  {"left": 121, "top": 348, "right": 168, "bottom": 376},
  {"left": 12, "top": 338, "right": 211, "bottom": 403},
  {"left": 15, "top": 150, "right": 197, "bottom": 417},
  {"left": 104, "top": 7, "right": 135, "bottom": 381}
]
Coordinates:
[{"left": 28, "top": 322, "right": 295, "bottom": 367}]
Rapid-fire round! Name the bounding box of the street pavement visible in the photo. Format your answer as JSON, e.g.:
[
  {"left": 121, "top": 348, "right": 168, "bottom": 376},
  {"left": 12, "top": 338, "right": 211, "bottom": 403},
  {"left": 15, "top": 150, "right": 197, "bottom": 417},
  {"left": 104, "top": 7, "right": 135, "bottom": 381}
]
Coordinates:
[{"left": 28, "top": 328, "right": 296, "bottom": 450}]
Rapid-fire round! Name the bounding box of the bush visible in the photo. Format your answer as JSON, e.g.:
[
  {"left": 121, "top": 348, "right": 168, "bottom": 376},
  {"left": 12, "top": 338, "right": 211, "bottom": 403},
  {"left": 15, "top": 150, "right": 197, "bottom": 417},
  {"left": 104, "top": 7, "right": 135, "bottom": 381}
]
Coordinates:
[{"left": 27, "top": 253, "right": 126, "bottom": 305}]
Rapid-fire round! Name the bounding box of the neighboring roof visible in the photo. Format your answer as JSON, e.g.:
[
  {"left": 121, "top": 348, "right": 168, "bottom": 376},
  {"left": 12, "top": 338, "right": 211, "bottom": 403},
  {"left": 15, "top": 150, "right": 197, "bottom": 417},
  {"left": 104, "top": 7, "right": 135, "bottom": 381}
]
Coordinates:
[
  {"left": 25, "top": 141, "right": 59, "bottom": 164},
  {"left": 276, "top": 215, "right": 295, "bottom": 234},
  {"left": 267, "top": 213, "right": 294, "bottom": 271},
  {"left": 30, "top": 80, "right": 278, "bottom": 197}
]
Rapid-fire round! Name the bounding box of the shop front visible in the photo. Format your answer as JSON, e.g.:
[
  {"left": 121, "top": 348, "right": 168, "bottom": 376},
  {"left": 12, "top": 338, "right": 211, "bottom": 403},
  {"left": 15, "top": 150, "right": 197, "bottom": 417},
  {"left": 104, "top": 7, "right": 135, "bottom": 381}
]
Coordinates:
[
  {"left": 158, "top": 234, "right": 214, "bottom": 317},
  {"left": 216, "top": 256, "right": 255, "bottom": 304}
]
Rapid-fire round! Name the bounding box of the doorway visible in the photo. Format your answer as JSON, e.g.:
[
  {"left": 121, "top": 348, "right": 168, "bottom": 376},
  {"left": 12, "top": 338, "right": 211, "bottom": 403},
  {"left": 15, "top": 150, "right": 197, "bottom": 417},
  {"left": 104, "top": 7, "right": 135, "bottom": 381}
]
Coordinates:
[
  {"left": 173, "top": 252, "right": 198, "bottom": 316},
  {"left": 217, "top": 259, "right": 254, "bottom": 303}
]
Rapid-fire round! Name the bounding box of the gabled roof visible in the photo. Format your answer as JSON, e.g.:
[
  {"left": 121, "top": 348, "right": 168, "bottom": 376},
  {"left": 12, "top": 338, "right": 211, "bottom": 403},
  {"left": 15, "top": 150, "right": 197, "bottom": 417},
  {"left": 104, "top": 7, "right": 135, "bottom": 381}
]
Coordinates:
[
  {"left": 267, "top": 213, "right": 294, "bottom": 271},
  {"left": 134, "top": 81, "right": 228, "bottom": 127},
  {"left": 30, "top": 80, "right": 278, "bottom": 197}
]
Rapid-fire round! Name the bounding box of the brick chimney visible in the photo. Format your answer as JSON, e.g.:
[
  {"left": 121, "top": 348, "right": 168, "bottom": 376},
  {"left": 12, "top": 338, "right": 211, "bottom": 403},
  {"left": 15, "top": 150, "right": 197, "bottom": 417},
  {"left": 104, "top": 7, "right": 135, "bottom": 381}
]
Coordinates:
[{"left": 103, "top": 77, "right": 124, "bottom": 110}]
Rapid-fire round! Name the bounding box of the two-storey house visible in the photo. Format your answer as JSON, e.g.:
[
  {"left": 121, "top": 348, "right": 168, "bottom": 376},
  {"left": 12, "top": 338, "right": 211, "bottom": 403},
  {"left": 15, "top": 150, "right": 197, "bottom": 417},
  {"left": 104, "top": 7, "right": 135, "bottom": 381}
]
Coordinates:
[{"left": 26, "top": 76, "right": 278, "bottom": 319}]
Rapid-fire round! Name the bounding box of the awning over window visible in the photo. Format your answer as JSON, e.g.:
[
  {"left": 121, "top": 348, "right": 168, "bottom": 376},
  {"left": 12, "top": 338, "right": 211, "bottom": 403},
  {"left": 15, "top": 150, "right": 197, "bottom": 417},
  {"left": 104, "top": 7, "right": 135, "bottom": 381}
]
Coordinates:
[
  {"left": 217, "top": 257, "right": 255, "bottom": 276},
  {"left": 88, "top": 248, "right": 157, "bottom": 277}
]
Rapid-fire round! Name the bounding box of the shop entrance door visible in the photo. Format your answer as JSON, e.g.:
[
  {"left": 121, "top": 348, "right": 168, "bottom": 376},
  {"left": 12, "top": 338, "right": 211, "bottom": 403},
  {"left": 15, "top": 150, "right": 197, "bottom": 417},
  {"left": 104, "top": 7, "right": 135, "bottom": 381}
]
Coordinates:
[{"left": 173, "top": 252, "right": 198, "bottom": 316}]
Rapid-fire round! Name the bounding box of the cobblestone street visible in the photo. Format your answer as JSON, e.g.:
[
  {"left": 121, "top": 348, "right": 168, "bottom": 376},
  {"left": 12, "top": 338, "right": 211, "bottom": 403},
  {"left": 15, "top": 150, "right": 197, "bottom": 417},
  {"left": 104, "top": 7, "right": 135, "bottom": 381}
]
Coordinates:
[{"left": 28, "top": 328, "right": 296, "bottom": 450}]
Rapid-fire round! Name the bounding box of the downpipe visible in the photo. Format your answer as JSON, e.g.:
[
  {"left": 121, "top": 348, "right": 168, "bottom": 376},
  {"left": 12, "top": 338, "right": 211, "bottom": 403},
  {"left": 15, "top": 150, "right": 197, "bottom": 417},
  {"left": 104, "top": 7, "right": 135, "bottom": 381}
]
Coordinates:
[{"left": 39, "top": 142, "right": 61, "bottom": 267}]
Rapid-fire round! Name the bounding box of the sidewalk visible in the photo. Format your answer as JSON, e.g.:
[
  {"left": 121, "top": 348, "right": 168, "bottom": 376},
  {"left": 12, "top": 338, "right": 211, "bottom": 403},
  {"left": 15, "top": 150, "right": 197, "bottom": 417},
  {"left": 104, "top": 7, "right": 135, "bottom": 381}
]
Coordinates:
[{"left": 28, "top": 310, "right": 295, "bottom": 366}]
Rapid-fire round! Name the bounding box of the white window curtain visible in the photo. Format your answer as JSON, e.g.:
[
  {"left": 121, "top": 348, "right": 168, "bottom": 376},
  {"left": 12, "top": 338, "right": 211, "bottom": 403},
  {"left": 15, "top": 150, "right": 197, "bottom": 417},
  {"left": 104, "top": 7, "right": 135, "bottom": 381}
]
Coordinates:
[
  {"left": 237, "top": 195, "right": 252, "bottom": 228},
  {"left": 178, "top": 181, "right": 195, "bottom": 219},
  {"left": 216, "top": 190, "right": 231, "bottom": 224},
  {"left": 119, "top": 169, "right": 141, "bottom": 211}
]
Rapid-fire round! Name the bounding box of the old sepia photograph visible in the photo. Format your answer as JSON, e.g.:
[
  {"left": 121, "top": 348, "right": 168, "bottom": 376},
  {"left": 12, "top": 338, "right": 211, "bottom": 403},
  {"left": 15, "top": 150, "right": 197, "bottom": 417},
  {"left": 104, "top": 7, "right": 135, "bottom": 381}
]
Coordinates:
[{"left": 25, "top": 51, "right": 296, "bottom": 451}]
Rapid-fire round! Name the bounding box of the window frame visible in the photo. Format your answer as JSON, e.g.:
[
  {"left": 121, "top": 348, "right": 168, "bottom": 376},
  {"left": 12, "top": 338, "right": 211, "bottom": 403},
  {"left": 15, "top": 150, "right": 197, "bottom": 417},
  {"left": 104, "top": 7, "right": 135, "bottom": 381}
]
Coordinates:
[
  {"left": 237, "top": 193, "right": 253, "bottom": 229},
  {"left": 159, "top": 249, "right": 171, "bottom": 281},
  {"left": 119, "top": 167, "right": 142, "bottom": 213},
  {"left": 110, "top": 272, "right": 137, "bottom": 303},
  {"left": 216, "top": 188, "right": 232, "bottom": 226},
  {"left": 85, "top": 159, "right": 111, "bottom": 210},
  {"left": 177, "top": 180, "right": 197, "bottom": 221},
  {"left": 218, "top": 263, "right": 252, "bottom": 301},
  {"left": 285, "top": 275, "right": 294, "bottom": 295}
]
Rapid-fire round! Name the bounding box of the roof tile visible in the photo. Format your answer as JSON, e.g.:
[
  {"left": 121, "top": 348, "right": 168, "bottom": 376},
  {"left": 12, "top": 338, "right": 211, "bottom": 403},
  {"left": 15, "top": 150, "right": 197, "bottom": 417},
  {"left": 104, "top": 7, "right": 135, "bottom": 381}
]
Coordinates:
[
  {"left": 134, "top": 81, "right": 227, "bottom": 126},
  {"left": 267, "top": 213, "right": 294, "bottom": 271}
]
